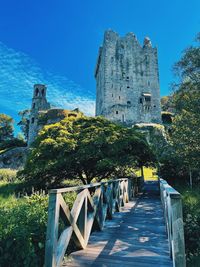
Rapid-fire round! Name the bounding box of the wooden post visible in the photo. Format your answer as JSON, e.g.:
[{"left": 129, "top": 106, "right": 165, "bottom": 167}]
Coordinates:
[
  {"left": 159, "top": 179, "right": 186, "bottom": 267},
  {"left": 45, "top": 193, "right": 60, "bottom": 267},
  {"left": 170, "top": 193, "right": 186, "bottom": 267}
]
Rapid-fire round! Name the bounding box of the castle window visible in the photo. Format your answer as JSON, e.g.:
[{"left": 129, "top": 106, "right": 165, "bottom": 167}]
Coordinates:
[
  {"left": 126, "top": 76, "right": 129, "bottom": 80},
  {"left": 148, "top": 81, "right": 150, "bottom": 86},
  {"left": 127, "top": 101, "right": 131, "bottom": 105},
  {"left": 139, "top": 98, "right": 143, "bottom": 104},
  {"left": 32, "top": 103, "right": 35, "bottom": 109},
  {"left": 127, "top": 86, "right": 130, "bottom": 88},
  {"left": 35, "top": 88, "right": 39, "bottom": 96},
  {"left": 154, "top": 105, "right": 156, "bottom": 108},
  {"left": 31, "top": 117, "right": 35, "bottom": 124},
  {"left": 119, "top": 96, "right": 120, "bottom": 100},
  {"left": 116, "top": 111, "right": 118, "bottom": 114},
  {"left": 122, "top": 114, "right": 125, "bottom": 122},
  {"left": 145, "top": 96, "right": 151, "bottom": 102},
  {"left": 141, "top": 71, "right": 143, "bottom": 76},
  {"left": 112, "top": 94, "right": 113, "bottom": 97}
]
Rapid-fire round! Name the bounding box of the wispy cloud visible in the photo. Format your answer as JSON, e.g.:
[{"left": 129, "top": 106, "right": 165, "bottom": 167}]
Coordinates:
[{"left": 0, "top": 42, "right": 95, "bottom": 117}]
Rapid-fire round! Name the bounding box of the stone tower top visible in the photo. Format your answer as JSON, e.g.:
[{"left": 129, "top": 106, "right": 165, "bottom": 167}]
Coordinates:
[
  {"left": 33, "top": 84, "right": 47, "bottom": 98},
  {"left": 28, "top": 84, "right": 50, "bottom": 146},
  {"left": 95, "top": 30, "right": 161, "bottom": 125}
]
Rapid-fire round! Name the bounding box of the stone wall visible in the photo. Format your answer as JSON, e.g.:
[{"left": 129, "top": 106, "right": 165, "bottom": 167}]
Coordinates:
[{"left": 95, "top": 30, "right": 162, "bottom": 125}]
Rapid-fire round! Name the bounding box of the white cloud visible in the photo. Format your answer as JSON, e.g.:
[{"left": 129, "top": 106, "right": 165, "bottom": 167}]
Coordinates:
[{"left": 0, "top": 41, "right": 95, "bottom": 117}]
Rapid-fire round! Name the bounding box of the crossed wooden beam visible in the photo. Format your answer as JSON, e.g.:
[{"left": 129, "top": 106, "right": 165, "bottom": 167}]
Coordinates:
[{"left": 45, "top": 178, "right": 133, "bottom": 267}]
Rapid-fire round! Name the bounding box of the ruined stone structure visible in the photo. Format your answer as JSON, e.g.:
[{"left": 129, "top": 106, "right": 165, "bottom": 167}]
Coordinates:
[
  {"left": 28, "top": 84, "right": 83, "bottom": 146},
  {"left": 95, "top": 30, "right": 161, "bottom": 125},
  {"left": 28, "top": 84, "right": 51, "bottom": 146}
]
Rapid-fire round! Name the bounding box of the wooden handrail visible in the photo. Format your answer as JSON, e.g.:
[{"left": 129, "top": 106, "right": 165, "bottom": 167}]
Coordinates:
[
  {"left": 159, "top": 178, "right": 186, "bottom": 267},
  {"left": 45, "top": 177, "right": 139, "bottom": 267}
]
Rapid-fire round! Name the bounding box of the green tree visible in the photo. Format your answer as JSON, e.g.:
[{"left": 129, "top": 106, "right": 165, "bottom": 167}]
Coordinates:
[
  {"left": 19, "top": 116, "right": 155, "bottom": 188},
  {"left": 0, "top": 113, "right": 14, "bottom": 143},
  {"left": 18, "top": 109, "right": 30, "bottom": 141},
  {"left": 171, "top": 33, "right": 200, "bottom": 186}
]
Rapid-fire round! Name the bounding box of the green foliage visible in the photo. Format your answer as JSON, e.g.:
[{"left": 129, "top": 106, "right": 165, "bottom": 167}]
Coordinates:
[
  {"left": 0, "top": 113, "right": 14, "bottom": 143},
  {"left": 0, "top": 179, "right": 85, "bottom": 267},
  {"left": 164, "top": 32, "right": 200, "bottom": 185},
  {"left": 0, "top": 169, "right": 17, "bottom": 183},
  {"left": 0, "top": 137, "right": 26, "bottom": 151},
  {"left": 18, "top": 109, "right": 30, "bottom": 141},
  {"left": 172, "top": 91, "right": 200, "bottom": 170},
  {"left": 177, "top": 187, "right": 200, "bottom": 264},
  {"left": 0, "top": 193, "right": 48, "bottom": 267},
  {"left": 161, "top": 95, "right": 174, "bottom": 112},
  {"left": 19, "top": 116, "right": 155, "bottom": 188}
]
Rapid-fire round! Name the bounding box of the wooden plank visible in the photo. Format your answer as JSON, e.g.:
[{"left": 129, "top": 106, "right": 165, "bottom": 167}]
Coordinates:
[
  {"left": 63, "top": 188, "right": 173, "bottom": 267},
  {"left": 45, "top": 193, "right": 60, "bottom": 267}
]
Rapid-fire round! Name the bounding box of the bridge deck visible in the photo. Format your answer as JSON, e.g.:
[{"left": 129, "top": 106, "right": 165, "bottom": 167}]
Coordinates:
[{"left": 63, "top": 182, "right": 173, "bottom": 267}]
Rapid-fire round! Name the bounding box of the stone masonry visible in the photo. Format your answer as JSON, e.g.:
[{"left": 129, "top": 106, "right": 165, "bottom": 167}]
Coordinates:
[
  {"left": 95, "top": 30, "right": 162, "bottom": 125},
  {"left": 28, "top": 84, "right": 50, "bottom": 146}
]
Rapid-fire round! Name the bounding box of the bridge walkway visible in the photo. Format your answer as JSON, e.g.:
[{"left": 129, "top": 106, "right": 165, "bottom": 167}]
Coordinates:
[{"left": 63, "top": 181, "right": 173, "bottom": 267}]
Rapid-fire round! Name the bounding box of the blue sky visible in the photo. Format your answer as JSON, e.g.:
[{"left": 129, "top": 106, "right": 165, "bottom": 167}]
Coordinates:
[{"left": 0, "top": 0, "right": 199, "bottom": 129}]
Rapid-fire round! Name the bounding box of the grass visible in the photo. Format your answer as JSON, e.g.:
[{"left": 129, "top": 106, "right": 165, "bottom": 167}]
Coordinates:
[
  {"left": 0, "top": 174, "right": 80, "bottom": 267},
  {"left": 135, "top": 167, "right": 158, "bottom": 181}
]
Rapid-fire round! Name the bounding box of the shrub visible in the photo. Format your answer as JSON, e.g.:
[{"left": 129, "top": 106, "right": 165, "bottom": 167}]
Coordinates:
[
  {"left": 0, "top": 186, "right": 78, "bottom": 267},
  {"left": 0, "top": 194, "right": 48, "bottom": 267},
  {"left": 181, "top": 188, "right": 200, "bottom": 264},
  {"left": 0, "top": 169, "right": 17, "bottom": 183}
]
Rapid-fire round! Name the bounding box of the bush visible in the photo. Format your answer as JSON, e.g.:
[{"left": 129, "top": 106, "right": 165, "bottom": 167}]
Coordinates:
[
  {"left": 0, "top": 184, "right": 78, "bottom": 267},
  {"left": 179, "top": 188, "right": 200, "bottom": 265},
  {"left": 0, "top": 193, "right": 48, "bottom": 267},
  {"left": 0, "top": 169, "right": 17, "bottom": 183}
]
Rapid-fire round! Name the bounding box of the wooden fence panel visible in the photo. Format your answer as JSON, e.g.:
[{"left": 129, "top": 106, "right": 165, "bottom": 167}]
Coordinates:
[{"left": 45, "top": 178, "right": 136, "bottom": 267}]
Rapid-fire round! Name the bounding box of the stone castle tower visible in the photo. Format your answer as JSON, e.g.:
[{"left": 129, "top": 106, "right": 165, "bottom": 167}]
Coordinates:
[
  {"left": 28, "top": 84, "right": 50, "bottom": 146},
  {"left": 95, "top": 30, "right": 161, "bottom": 125}
]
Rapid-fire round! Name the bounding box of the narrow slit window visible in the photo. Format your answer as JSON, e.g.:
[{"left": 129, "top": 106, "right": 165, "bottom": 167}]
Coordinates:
[
  {"left": 35, "top": 88, "right": 39, "bottom": 96},
  {"left": 119, "top": 96, "right": 120, "bottom": 100},
  {"left": 116, "top": 111, "right": 118, "bottom": 114}
]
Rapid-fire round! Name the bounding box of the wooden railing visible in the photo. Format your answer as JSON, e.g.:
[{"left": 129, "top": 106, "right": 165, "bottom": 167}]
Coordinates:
[
  {"left": 45, "top": 178, "right": 139, "bottom": 267},
  {"left": 159, "top": 178, "right": 186, "bottom": 267}
]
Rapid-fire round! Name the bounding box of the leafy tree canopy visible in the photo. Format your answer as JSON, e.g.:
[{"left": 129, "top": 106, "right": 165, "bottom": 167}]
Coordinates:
[
  {"left": 19, "top": 116, "right": 156, "bottom": 188},
  {"left": 18, "top": 109, "right": 30, "bottom": 142},
  {"left": 170, "top": 33, "right": 200, "bottom": 185},
  {"left": 0, "top": 113, "right": 14, "bottom": 143}
]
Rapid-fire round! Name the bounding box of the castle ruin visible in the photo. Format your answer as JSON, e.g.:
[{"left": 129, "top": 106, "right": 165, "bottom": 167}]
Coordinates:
[
  {"left": 28, "top": 84, "right": 50, "bottom": 146},
  {"left": 28, "top": 84, "right": 82, "bottom": 146},
  {"left": 95, "top": 30, "right": 161, "bottom": 125}
]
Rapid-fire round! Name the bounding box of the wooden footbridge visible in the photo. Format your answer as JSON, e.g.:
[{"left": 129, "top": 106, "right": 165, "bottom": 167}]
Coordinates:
[{"left": 45, "top": 178, "right": 186, "bottom": 267}]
